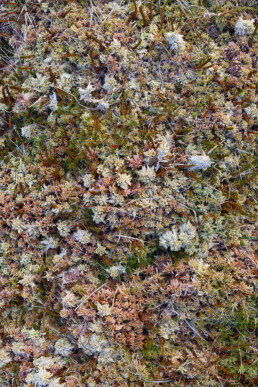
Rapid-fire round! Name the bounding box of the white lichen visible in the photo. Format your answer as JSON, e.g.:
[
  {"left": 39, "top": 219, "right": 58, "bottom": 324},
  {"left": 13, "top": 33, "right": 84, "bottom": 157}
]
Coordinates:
[
  {"left": 18, "top": 273, "right": 36, "bottom": 288},
  {"left": 79, "top": 81, "right": 95, "bottom": 100},
  {"left": 96, "top": 302, "right": 112, "bottom": 316},
  {"left": 155, "top": 150, "right": 169, "bottom": 171},
  {"left": 138, "top": 165, "right": 156, "bottom": 183},
  {"left": 41, "top": 236, "right": 59, "bottom": 252},
  {"left": 33, "top": 356, "right": 65, "bottom": 370},
  {"left": 166, "top": 31, "right": 186, "bottom": 53},
  {"left": 189, "top": 258, "right": 210, "bottom": 275},
  {"left": 12, "top": 341, "right": 25, "bottom": 356},
  {"left": 78, "top": 333, "right": 108, "bottom": 355},
  {"left": 159, "top": 228, "right": 182, "bottom": 251},
  {"left": 159, "top": 319, "right": 179, "bottom": 339},
  {"left": 117, "top": 173, "right": 132, "bottom": 190},
  {"left": 244, "top": 103, "right": 258, "bottom": 119},
  {"left": 98, "top": 348, "right": 116, "bottom": 365},
  {"left": 73, "top": 229, "right": 92, "bottom": 244},
  {"left": 55, "top": 338, "right": 73, "bottom": 357},
  {"left": 178, "top": 221, "right": 196, "bottom": 240},
  {"left": 160, "top": 221, "right": 197, "bottom": 253},
  {"left": 62, "top": 291, "right": 78, "bottom": 308},
  {"left": 106, "top": 264, "right": 126, "bottom": 278},
  {"left": 21, "top": 124, "right": 37, "bottom": 139},
  {"left": 103, "top": 75, "right": 118, "bottom": 93},
  {"left": 48, "top": 378, "right": 65, "bottom": 387},
  {"left": 82, "top": 173, "right": 95, "bottom": 188},
  {"left": 0, "top": 348, "right": 12, "bottom": 368},
  {"left": 235, "top": 17, "right": 255, "bottom": 36},
  {"left": 49, "top": 91, "right": 58, "bottom": 112},
  {"left": 92, "top": 206, "right": 106, "bottom": 224},
  {"left": 188, "top": 154, "right": 211, "bottom": 171},
  {"left": 97, "top": 100, "right": 109, "bottom": 111},
  {"left": 26, "top": 367, "right": 53, "bottom": 386},
  {"left": 12, "top": 217, "right": 25, "bottom": 233},
  {"left": 110, "top": 38, "right": 121, "bottom": 52},
  {"left": 57, "top": 221, "right": 72, "bottom": 238}
]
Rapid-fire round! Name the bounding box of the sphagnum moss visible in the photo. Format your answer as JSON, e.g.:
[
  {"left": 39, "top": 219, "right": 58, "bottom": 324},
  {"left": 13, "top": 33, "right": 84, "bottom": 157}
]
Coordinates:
[{"left": 0, "top": 0, "right": 257, "bottom": 385}]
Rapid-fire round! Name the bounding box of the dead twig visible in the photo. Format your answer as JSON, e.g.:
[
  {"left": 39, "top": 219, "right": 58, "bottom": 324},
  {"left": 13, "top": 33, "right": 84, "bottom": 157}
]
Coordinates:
[{"left": 176, "top": 0, "right": 205, "bottom": 43}]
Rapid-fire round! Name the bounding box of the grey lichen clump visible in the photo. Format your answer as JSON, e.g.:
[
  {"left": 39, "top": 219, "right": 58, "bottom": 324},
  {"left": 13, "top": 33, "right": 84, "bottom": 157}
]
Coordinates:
[
  {"left": 188, "top": 154, "right": 212, "bottom": 171},
  {"left": 78, "top": 333, "right": 108, "bottom": 356},
  {"left": 166, "top": 31, "right": 186, "bottom": 53},
  {"left": 160, "top": 221, "right": 197, "bottom": 255},
  {"left": 0, "top": 0, "right": 257, "bottom": 385},
  {"left": 235, "top": 17, "right": 255, "bottom": 36}
]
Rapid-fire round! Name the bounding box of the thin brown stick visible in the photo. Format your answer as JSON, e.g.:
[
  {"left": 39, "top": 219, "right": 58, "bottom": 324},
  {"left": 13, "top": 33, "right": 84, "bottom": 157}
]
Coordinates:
[
  {"left": 176, "top": 0, "right": 205, "bottom": 43},
  {"left": 41, "top": 282, "right": 57, "bottom": 333}
]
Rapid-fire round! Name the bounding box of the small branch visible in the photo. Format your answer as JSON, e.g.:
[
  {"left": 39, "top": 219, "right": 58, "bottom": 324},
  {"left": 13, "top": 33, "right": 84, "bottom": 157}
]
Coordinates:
[
  {"left": 41, "top": 281, "right": 57, "bottom": 333},
  {"left": 170, "top": 305, "right": 209, "bottom": 342},
  {"left": 75, "top": 282, "right": 107, "bottom": 310},
  {"left": 176, "top": 0, "right": 205, "bottom": 43}
]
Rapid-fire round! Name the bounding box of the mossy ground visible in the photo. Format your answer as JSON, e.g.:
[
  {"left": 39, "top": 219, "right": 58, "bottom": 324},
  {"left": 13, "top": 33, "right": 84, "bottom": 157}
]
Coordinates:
[{"left": 0, "top": 0, "right": 257, "bottom": 386}]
